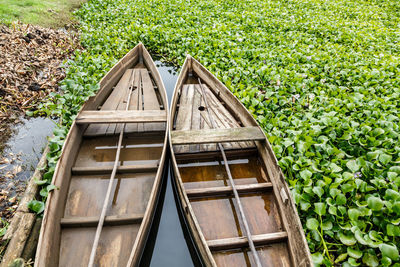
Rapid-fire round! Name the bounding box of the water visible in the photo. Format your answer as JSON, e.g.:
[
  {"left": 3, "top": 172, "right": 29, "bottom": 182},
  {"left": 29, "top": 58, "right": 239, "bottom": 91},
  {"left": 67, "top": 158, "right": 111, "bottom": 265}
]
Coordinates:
[
  {"left": 0, "top": 117, "right": 54, "bottom": 219},
  {"left": 140, "top": 61, "right": 202, "bottom": 266}
]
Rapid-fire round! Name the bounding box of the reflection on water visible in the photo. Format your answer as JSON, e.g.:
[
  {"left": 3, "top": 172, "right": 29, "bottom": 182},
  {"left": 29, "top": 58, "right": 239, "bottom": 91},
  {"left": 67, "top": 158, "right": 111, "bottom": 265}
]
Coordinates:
[
  {"left": 140, "top": 61, "right": 201, "bottom": 266},
  {"left": 0, "top": 116, "right": 54, "bottom": 220}
]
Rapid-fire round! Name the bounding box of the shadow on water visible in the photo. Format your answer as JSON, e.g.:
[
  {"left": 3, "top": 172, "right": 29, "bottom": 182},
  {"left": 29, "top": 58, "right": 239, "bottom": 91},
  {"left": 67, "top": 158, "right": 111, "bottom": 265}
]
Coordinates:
[{"left": 139, "top": 61, "right": 203, "bottom": 266}]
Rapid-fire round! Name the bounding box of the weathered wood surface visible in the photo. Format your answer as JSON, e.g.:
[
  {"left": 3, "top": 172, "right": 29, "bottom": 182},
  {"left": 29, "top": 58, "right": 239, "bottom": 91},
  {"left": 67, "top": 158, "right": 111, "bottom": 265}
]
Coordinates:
[
  {"left": 173, "top": 83, "right": 256, "bottom": 153},
  {"left": 71, "top": 163, "right": 159, "bottom": 175},
  {"left": 171, "top": 126, "right": 265, "bottom": 145},
  {"left": 60, "top": 214, "right": 144, "bottom": 228},
  {"left": 186, "top": 182, "right": 273, "bottom": 198},
  {"left": 35, "top": 43, "right": 169, "bottom": 267},
  {"left": 76, "top": 110, "right": 167, "bottom": 124},
  {"left": 207, "top": 231, "right": 288, "bottom": 251},
  {"left": 169, "top": 55, "right": 312, "bottom": 267}
]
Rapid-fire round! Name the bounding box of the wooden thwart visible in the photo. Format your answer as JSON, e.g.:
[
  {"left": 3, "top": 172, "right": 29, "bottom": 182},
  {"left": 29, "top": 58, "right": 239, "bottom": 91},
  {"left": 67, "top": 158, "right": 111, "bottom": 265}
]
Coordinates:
[
  {"left": 61, "top": 214, "right": 143, "bottom": 228},
  {"left": 171, "top": 126, "right": 265, "bottom": 145},
  {"left": 207, "top": 232, "right": 288, "bottom": 251},
  {"left": 186, "top": 183, "right": 273, "bottom": 198},
  {"left": 76, "top": 110, "right": 167, "bottom": 124},
  {"left": 71, "top": 163, "right": 159, "bottom": 175}
]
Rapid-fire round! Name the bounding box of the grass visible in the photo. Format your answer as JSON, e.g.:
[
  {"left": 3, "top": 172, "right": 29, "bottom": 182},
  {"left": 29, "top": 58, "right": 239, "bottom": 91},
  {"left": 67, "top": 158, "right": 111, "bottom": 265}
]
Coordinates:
[{"left": 0, "top": 0, "right": 85, "bottom": 27}]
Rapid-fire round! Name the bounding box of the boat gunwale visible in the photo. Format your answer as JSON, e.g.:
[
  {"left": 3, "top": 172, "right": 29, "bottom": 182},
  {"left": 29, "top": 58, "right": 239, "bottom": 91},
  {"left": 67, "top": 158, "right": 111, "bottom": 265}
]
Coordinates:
[
  {"left": 169, "top": 55, "right": 312, "bottom": 266},
  {"left": 35, "top": 43, "right": 169, "bottom": 267}
]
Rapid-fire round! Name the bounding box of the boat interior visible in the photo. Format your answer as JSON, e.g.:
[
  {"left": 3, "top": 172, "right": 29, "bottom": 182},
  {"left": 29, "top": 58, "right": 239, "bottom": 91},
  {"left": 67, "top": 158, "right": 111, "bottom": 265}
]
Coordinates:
[
  {"left": 56, "top": 51, "right": 167, "bottom": 266},
  {"left": 171, "top": 71, "right": 293, "bottom": 266}
]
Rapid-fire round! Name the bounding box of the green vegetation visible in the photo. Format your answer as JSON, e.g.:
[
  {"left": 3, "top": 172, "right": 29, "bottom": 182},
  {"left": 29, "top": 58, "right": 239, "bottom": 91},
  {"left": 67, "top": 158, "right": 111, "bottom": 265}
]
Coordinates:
[
  {"left": 31, "top": 0, "right": 400, "bottom": 266},
  {"left": 0, "top": 0, "right": 84, "bottom": 27}
]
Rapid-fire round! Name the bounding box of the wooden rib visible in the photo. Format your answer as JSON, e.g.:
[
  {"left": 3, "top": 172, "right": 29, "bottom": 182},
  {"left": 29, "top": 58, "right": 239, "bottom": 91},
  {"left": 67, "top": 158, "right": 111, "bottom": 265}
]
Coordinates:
[
  {"left": 71, "top": 163, "right": 159, "bottom": 175},
  {"left": 76, "top": 110, "right": 166, "bottom": 124},
  {"left": 186, "top": 182, "right": 273, "bottom": 198},
  {"left": 207, "top": 232, "right": 288, "bottom": 251},
  {"left": 198, "top": 78, "right": 262, "bottom": 267},
  {"left": 171, "top": 126, "right": 265, "bottom": 145},
  {"left": 61, "top": 214, "right": 143, "bottom": 228}
]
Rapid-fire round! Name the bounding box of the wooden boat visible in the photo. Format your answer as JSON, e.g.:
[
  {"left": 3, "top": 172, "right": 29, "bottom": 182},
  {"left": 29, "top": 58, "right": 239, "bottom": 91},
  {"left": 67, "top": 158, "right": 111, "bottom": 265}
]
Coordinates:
[
  {"left": 169, "top": 56, "right": 312, "bottom": 267},
  {"left": 35, "top": 43, "right": 168, "bottom": 267}
]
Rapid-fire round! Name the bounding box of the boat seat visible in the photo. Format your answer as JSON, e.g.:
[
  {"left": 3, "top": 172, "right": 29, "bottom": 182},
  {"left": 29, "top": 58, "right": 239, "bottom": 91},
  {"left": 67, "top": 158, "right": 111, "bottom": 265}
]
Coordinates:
[
  {"left": 60, "top": 213, "right": 144, "bottom": 228},
  {"left": 75, "top": 110, "right": 167, "bottom": 124},
  {"left": 207, "top": 232, "right": 288, "bottom": 251},
  {"left": 185, "top": 182, "right": 273, "bottom": 198},
  {"left": 171, "top": 126, "right": 265, "bottom": 145}
]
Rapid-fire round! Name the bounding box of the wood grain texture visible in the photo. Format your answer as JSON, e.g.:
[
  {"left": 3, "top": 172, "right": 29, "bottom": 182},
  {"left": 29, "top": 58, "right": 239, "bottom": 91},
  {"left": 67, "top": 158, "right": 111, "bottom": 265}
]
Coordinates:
[
  {"left": 207, "top": 232, "right": 288, "bottom": 251},
  {"left": 186, "top": 183, "right": 273, "bottom": 198},
  {"left": 35, "top": 43, "right": 169, "bottom": 267},
  {"left": 169, "top": 55, "right": 312, "bottom": 267},
  {"left": 76, "top": 110, "right": 167, "bottom": 124},
  {"left": 171, "top": 126, "right": 265, "bottom": 145}
]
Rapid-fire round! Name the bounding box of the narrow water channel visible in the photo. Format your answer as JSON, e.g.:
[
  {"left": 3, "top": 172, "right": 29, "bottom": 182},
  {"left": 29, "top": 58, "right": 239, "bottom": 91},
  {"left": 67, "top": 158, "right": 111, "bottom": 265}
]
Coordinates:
[{"left": 141, "top": 61, "right": 201, "bottom": 266}]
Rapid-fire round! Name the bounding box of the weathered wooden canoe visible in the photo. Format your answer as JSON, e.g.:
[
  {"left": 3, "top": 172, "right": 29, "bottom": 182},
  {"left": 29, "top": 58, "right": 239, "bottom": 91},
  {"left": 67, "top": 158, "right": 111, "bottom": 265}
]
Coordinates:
[
  {"left": 169, "top": 56, "right": 312, "bottom": 267},
  {"left": 35, "top": 43, "right": 168, "bottom": 267}
]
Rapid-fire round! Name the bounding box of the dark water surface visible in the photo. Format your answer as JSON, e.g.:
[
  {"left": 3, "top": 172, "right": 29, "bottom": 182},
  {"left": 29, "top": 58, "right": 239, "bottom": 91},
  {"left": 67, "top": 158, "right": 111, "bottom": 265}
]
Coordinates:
[{"left": 141, "top": 61, "right": 201, "bottom": 267}]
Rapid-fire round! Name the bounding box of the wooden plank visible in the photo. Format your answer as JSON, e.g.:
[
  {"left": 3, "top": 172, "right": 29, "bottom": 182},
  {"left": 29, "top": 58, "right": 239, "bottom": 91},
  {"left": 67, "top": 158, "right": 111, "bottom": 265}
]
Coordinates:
[
  {"left": 76, "top": 110, "right": 167, "bottom": 124},
  {"left": 207, "top": 232, "right": 288, "bottom": 251},
  {"left": 186, "top": 182, "right": 273, "bottom": 198},
  {"left": 61, "top": 214, "right": 143, "bottom": 228},
  {"left": 171, "top": 126, "right": 265, "bottom": 145},
  {"left": 190, "top": 88, "right": 202, "bottom": 152},
  {"left": 85, "top": 69, "right": 134, "bottom": 136},
  {"left": 71, "top": 163, "right": 159, "bottom": 175},
  {"left": 106, "top": 70, "right": 134, "bottom": 135},
  {"left": 124, "top": 69, "right": 142, "bottom": 133},
  {"left": 141, "top": 69, "right": 164, "bottom": 132},
  {"left": 174, "top": 84, "right": 194, "bottom": 153}
]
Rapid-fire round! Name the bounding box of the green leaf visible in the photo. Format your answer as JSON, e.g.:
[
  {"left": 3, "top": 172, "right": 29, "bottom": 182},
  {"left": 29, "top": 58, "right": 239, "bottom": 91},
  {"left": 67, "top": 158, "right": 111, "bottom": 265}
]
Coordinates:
[
  {"left": 312, "top": 252, "right": 324, "bottom": 265},
  {"left": 348, "top": 257, "right": 360, "bottom": 266},
  {"left": 367, "top": 196, "right": 384, "bottom": 211},
  {"left": 306, "top": 218, "right": 319, "bottom": 230},
  {"left": 379, "top": 244, "right": 399, "bottom": 260},
  {"left": 339, "top": 231, "right": 357, "bottom": 246},
  {"left": 27, "top": 200, "right": 45, "bottom": 214},
  {"left": 347, "top": 247, "right": 363, "bottom": 259},
  {"left": 346, "top": 160, "right": 360, "bottom": 173},
  {"left": 362, "top": 253, "right": 379, "bottom": 267},
  {"left": 348, "top": 208, "right": 361, "bottom": 221},
  {"left": 379, "top": 153, "right": 392, "bottom": 165},
  {"left": 300, "top": 169, "right": 312, "bottom": 180},
  {"left": 330, "top": 162, "right": 342, "bottom": 173},
  {"left": 314, "top": 202, "right": 326, "bottom": 216}
]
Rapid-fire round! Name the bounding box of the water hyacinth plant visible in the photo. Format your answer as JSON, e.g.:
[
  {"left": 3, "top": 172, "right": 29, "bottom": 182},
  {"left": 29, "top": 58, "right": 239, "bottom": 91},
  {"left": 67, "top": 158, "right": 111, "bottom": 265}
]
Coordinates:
[{"left": 29, "top": 0, "right": 400, "bottom": 266}]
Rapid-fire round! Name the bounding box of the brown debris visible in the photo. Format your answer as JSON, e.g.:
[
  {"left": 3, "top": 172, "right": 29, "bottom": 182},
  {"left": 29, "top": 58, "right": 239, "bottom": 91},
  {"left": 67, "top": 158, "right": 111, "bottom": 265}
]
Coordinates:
[
  {"left": 0, "top": 22, "right": 81, "bottom": 113},
  {"left": 0, "top": 22, "right": 81, "bottom": 151}
]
